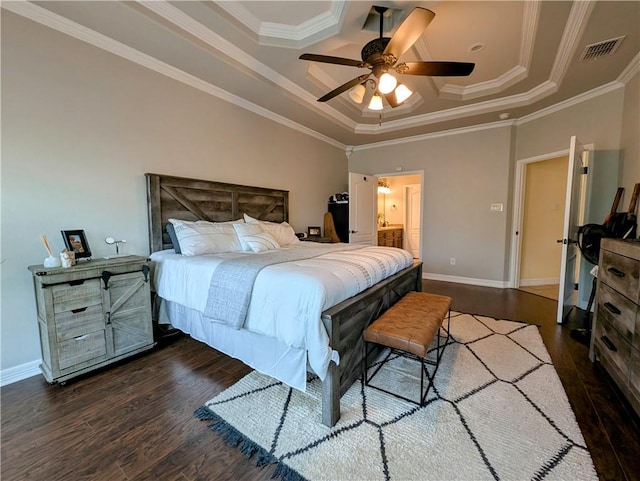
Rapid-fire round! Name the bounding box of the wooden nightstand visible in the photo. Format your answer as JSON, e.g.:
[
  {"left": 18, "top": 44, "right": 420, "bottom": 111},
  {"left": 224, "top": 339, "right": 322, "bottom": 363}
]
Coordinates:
[{"left": 28, "top": 255, "right": 155, "bottom": 384}]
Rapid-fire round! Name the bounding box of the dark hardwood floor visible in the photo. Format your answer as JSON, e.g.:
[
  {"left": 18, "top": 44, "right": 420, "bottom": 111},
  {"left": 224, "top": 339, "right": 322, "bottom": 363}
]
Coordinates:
[{"left": 2, "top": 280, "right": 639, "bottom": 481}]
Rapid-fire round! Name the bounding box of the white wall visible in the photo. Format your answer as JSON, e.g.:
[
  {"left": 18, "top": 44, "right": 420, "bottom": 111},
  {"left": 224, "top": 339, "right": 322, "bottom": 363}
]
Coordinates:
[
  {"left": 0, "top": 13, "right": 346, "bottom": 376},
  {"left": 349, "top": 84, "right": 635, "bottom": 288},
  {"left": 349, "top": 126, "right": 514, "bottom": 285},
  {"left": 619, "top": 72, "right": 640, "bottom": 209}
]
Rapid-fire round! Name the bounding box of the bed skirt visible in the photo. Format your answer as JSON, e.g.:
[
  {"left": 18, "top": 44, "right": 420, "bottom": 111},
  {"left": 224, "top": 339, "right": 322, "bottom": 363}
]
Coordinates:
[{"left": 158, "top": 298, "right": 310, "bottom": 391}]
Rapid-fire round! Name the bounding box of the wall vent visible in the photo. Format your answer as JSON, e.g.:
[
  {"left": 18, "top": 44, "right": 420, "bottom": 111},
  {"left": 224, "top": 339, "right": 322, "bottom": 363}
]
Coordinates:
[{"left": 580, "top": 36, "right": 625, "bottom": 60}]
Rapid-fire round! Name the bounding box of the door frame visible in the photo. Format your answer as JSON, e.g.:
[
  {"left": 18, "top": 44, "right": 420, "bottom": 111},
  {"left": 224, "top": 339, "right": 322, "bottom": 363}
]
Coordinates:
[
  {"left": 375, "top": 170, "right": 424, "bottom": 260},
  {"left": 509, "top": 144, "right": 594, "bottom": 289}
]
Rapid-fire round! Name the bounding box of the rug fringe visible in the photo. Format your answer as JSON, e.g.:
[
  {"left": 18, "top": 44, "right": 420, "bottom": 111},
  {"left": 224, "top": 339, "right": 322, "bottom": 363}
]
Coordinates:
[
  {"left": 272, "top": 462, "right": 307, "bottom": 481},
  {"left": 194, "top": 405, "right": 307, "bottom": 481}
]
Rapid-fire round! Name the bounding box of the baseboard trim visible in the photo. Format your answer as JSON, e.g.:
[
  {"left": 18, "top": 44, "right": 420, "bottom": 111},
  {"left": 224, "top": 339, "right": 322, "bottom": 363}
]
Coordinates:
[
  {"left": 423, "top": 273, "right": 509, "bottom": 289},
  {"left": 1, "top": 360, "right": 41, "bottom": 387},
  {"left": 519, "top": 277, "right": 560, "bottom": 287}
]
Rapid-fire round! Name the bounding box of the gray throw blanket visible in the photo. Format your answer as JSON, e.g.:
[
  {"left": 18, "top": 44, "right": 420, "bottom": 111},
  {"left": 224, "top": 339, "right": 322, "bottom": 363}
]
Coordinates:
[{"left": 204, "top": 244, "right": 360, "bottom": 329}]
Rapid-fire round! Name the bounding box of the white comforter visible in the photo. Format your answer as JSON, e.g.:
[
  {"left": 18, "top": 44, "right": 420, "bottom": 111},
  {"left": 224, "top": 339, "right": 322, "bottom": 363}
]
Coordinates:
[{"left": 150, "top": 243, "right": 413, "bottom": 384}]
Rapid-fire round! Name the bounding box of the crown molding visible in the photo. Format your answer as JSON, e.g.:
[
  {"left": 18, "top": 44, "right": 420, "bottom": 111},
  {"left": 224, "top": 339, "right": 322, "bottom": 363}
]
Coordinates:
[
  {"left": 4, "top": 0, "right": 634, "bottom": 152},
  {"left": 216, "top": 0, "right": 347, "bottom": 49},
  {"left": 549, "top": 1, "right": 595, "bottom": 85},
  {"left": 617, "top": 51, "right": 640, "bottom": 84},
  {"left": 425, "top": 1, "right": 540, "bottom": 101},
  {"left": 517, "top": 80, "right": 624, "bottom": 126},
  {"left": 351, "top": 120, "right": 515, "bottom": 152},
  {"left": 3, "top": 1, "right": 346, "bottom": 150}
]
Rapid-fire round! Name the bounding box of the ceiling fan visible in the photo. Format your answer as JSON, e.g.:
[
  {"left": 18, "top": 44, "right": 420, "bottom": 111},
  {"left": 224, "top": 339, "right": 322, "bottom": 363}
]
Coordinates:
[{"left": 299, "top": 6, "right": 475, "bottom": 109}]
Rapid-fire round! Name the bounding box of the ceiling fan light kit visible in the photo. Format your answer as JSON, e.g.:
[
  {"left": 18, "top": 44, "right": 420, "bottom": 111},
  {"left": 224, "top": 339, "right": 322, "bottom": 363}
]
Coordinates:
[
  {"left": 368, "top": 94, "right": 384, "bottom": 111},
  {"left": 378, "top": 72, "right": 397, "bottom": 94},
  {"left": 299, "top": 6, "right": 474, "bottom": 112}
]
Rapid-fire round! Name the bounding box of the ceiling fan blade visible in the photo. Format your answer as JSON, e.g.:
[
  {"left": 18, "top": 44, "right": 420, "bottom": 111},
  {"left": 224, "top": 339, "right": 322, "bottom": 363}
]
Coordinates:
[
  {"left": 299, "top": 53, "right": 365, "bottom": 68},
  {"left": 398, "top": 61, "right": 475, "bottom": 76},
  {"left": 383, "top": 8, "right": 435, "bottom": 62},
  {"left": 317, "top": 74, "right": 371, "bottom": 102}
]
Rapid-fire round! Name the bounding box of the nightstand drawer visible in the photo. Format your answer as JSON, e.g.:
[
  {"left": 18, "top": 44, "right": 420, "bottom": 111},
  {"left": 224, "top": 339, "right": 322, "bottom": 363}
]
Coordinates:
[
  {"left": 597, "top": 283, "right": 636, "bottom": 343},
  {"left": 600, "top": 250, "right": 640, "bottom": 303},
  {"left": 594, "top": 318, "right": 631, "bottom": 381},
  {"left": 55, "top": 304, "right": 105, "bottom": 341},
  {"left": 51, "top": 279, "right": 103, "bottom": 313},
  {"left": 58, "top": 329, "right": 107, "bottom": 370}
]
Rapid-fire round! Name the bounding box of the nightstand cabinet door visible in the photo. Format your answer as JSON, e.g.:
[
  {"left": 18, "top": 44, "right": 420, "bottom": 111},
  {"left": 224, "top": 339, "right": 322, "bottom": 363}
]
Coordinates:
[{"left": 104, "top": 271, "right": 153, "bottom": 357}]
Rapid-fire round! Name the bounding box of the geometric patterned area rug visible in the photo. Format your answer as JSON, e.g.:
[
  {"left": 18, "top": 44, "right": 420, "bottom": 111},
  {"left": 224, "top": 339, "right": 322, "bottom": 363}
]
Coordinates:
[{"left": 195, "top": 312, "right": 597, "bottom": 481}]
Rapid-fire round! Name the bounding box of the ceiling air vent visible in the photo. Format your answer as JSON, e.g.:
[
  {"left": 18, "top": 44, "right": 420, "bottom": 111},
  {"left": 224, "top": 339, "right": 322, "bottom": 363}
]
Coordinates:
[{"left": 581, "top": 36, "right": 625, "bottom": 60}]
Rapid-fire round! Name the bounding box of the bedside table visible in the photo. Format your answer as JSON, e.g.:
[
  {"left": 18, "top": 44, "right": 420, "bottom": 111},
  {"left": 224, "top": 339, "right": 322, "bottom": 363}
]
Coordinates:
[
  {"left": 28, "top": 255, "right": 155, "bottom": 384},
  {"left": 302, "top": 236, "right": 333, "bottom": 243}
]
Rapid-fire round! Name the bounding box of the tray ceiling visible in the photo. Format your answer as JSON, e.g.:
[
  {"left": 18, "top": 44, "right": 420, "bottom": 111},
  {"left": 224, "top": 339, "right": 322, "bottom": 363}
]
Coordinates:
[{"left": 3, "top": 1, "right": 639, "bottom": 148}]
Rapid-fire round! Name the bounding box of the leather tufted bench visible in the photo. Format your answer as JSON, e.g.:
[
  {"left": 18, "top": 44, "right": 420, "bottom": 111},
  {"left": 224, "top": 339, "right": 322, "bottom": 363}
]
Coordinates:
[{"left": 363, "top": 291, "right": 451, "bottom": 405}]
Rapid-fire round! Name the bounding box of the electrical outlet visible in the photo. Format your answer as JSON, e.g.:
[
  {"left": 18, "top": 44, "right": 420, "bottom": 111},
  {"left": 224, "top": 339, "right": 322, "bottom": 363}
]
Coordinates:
[{"left": 450, "top": 257, "right": 456, "bottom": 265}]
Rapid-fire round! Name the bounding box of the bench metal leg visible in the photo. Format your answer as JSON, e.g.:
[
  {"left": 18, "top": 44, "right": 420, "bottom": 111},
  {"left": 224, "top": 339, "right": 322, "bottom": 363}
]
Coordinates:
[{"left": 363, "top": 308, "right": 451, "bottom": 407}]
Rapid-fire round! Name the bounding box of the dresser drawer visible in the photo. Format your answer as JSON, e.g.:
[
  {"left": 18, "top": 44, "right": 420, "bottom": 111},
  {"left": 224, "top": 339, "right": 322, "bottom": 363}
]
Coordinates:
[
  {"left": 631, "top": 349, "right": 640, "bottom": 408},
  {"left": 58, "top": 329, "right": 107, "bottom": 370},
  {"left": 596, "top": 283, "right": 637, "bottom": 344},
  {"left": 594, "top": 318, "right": 631, "bottom": 382},
  {"left": 600, "top": 250, "right": 640, "bottom": 303}
]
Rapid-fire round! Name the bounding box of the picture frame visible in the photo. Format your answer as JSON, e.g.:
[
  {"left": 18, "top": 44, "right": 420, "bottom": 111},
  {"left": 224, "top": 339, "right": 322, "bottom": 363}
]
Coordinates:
[
  {"left": 61, "top": 230, "right": 92, "bottom": 260},
  {"left": 308, "top": 226, "right": 321, "bottom": 237}
]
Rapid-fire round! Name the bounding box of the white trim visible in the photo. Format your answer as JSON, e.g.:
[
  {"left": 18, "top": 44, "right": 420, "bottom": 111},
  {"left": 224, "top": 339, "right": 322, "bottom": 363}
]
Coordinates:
[
  {"left": 434, "top": 1, "right": 541, "bottom": 101},
  {"left": 509, "top": 143, "right": 595, "bottom": 289},
  {"left": 3, "top": 1, "right": 347, "bottom": 150},
  {"left": 617, "top": 51, "right": 640, "bottom": 84},
  {"left": 423, "top": 272, "right": 509, "bottom": 289},
  {"left": 4, "top": 1, "right": 636, "bottom": 149},
  {"left": 350, "top": 120, "right": 515, "bottom": 152},
  {"left": 516, "top": 81, "right": 624, "bottom": 125},
  {"left": 549, "top": 1, "right": 595, "bottom": 86},
  {"left": 519, "top": 278, "right": 561, "bottom": 287},
  {"left": 216, "top": 0, "right": 347, "bottom": 49},
  {"left": 1, "top": 360, "right": 41, "bottom": 386}
]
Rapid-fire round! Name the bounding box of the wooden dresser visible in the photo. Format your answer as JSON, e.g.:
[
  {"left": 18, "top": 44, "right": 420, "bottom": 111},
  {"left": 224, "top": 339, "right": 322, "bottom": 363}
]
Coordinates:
[
  {"left": 28, "top": 255, "right": 154, "bottom": 384},
  {"left": 378, "top": 226, "right": 403, "bottom": 248},
  {"left": 590, "top": 239, "right": 640, "bottom": 416}
]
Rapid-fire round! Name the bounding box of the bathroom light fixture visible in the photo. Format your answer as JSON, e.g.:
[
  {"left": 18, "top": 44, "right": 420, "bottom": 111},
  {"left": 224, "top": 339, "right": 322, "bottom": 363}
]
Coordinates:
[{"left": 377, "top": 181, "right": 391, "bottom": 195}]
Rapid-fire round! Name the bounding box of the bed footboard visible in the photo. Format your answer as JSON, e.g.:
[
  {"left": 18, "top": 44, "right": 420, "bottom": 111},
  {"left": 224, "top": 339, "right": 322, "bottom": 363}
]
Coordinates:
[{"left": 320, "top": 260, "right": 423, "bottom": 427}]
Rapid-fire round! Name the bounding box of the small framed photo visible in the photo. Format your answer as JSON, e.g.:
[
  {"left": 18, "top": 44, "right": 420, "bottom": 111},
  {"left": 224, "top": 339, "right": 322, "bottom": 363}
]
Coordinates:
[
  {"left": 61, "top": 230, "right": 92, "bottom": 260},
  {"left": 308, "top": 226, "right": 321, "bottom": 237}
]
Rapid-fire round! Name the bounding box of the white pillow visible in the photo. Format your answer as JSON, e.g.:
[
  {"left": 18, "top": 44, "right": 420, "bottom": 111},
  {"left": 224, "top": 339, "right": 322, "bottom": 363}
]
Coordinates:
[
  {"left": 243, "top": 214, "right": 300, "bottom": 246},
  {"left": 241, "top": 232, "right": 280, "bottom": 253},
  {"left": 168, "top": 218, "right": 242, "bottom": 256},
  {"left": 233, "top": 222, "right": 263, "bottom": 251}
]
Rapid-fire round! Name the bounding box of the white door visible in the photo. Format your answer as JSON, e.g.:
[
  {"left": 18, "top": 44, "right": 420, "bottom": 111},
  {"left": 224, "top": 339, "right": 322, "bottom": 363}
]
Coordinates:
[
  {"left": 349, "top": 172, "right": 376, "bottom": 244},
  {"left": 556, "top": 136, "right": 587, "bottom": 323},
  {"left": 405, "top": 184, "right": 421, "bottom": 258}
]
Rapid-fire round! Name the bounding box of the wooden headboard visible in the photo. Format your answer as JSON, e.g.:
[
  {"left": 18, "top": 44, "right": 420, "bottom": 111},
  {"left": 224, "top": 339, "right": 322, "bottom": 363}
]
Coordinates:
[{"left": 145, "top": 173, "right": 289, "bottom": 253}]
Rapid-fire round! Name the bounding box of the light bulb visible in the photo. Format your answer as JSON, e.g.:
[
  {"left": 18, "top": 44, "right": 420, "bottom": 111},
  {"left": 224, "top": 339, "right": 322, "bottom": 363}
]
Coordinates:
[
  {"left": 394, "top": 84, "right": 412, "bottom": 104},
  {"left": 368, "top": 94, "right": 383, "bottom": 111},
  {"left": 348, "top": 84, "right": 366, "bottom": 103},
  {"left": 378, "top": 73, "right": 397, "bottom": 94}
]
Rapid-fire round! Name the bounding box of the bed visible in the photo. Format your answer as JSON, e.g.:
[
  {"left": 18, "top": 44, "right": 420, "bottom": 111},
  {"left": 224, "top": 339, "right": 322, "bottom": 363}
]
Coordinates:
[{"left": 146, "top": 173, "right": 423, "bottom": 426}]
